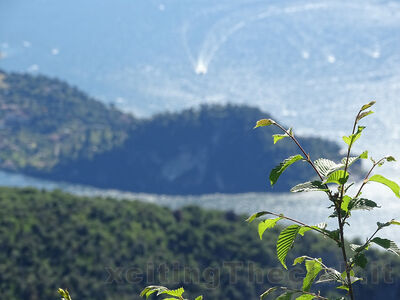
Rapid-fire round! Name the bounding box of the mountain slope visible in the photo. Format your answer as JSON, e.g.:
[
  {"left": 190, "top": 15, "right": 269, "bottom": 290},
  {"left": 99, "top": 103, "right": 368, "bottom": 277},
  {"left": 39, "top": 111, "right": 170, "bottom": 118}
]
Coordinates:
[
  {"left": 0, "top": 71, "right": 353, "bottom": 194},
  {"left": 46, "top": 104, "right": 344, "bottom": 194},
  {"left": 0, "top": 187, "right": 398, "bottom": 300},
  {"left": 0, "top": 70, "right": 135, "bottom": 170}
]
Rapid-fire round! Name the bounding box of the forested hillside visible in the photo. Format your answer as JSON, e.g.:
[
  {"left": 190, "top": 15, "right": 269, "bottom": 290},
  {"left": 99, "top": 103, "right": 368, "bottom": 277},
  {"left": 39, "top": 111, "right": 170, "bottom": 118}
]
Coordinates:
[
  {"left": 0, "top": 187, "right": 398, "bottom": 300},
  {"left": 0, "top": 70, "right": 134, "bottom": 170},
  {"left": 0, "top": 70, "right": 357, "bottom": 194}
]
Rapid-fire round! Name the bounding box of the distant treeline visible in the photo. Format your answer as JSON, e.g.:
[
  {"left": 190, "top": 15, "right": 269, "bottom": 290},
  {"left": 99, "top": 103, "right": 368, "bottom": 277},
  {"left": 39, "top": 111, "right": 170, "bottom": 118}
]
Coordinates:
[
  {"left": 0, "top": 70, "right": 359, "bottom": 194},
  {"left": 0, "top": 187, "right": 398, "bottom": 299}
]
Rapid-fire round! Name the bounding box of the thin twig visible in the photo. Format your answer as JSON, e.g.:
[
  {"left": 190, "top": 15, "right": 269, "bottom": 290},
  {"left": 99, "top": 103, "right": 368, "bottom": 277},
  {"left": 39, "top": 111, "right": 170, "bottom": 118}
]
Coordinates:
[{"left": 263, "top": 211, "right": 339, "bottom": 243}]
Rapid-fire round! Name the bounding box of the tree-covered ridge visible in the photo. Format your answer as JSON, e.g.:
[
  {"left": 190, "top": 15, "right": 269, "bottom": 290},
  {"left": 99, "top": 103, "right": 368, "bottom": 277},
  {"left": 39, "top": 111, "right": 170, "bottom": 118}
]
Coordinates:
[
  {"left": 0, "top": 70, "right": 134, "bottom": 170},
  {"left": 0, "top": 187, "right": 398, "bottom": 300},
  {"left": 0, "top": 70, "right": 357, "bottom": 194},
  {"left": 47, "top": 104, "right": 348, "bottom": 194}
]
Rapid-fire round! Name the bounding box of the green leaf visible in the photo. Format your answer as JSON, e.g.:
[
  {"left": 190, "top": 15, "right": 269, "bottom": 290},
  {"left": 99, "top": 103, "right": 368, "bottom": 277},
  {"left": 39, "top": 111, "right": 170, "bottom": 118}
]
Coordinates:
[
  {"left": 390, "top": 219, "right": 400, "bottom": 225},
  {"left": 290, "top": 181, "right": 329, "bottom": 193},
  {"left": 348, "top": 198, "right": 379, "bottom": 211},
  {"left": 254, "top": 119, "right": 275, "bottom": 128},
  {"left": 375, "top": 156, "right": 397, "bottom": 167},
  {"left": 324, "top": 170, "right": 349, "bottom": 185},
  {"left": 298, "top": 223, "right": 326, "bottom": 236},
  {"left": 195, "top": 296, "right": 203, "bottom": 300},
  {"left": 270, "top": 155, "right": 304, "bottom": 186},
  {"left": 273, "top": 134, "right": 288, "bottom": 144},
  {"left": 260, "top": 287, "right": 278, "bottom": 299},
  {"left": 327, "top": 229, "right": 340, "bottom": 241},
  {"left": 58, "top": 289, "right": 72, "bottom": 300},
  {"left": 368, "top": 174, "right": 400, "bottom": 198},
  {"left": 293, "top": 256, "right": 307, "bottom": 266},
  {"left": 140, "top": 286, "right": 168, "bottom": 299},
  {"left": 276, "top": 292, "right": 295, "bottom": 300},
  {"left": 303, "top": 259, "right": 323, "bottom": 292},
  {"left": 160, "top": 287, "right": 184, "bottom": 297},
  {"left": 316, "top": 268, "right": 342, "bottom": 284},
  {"left": 336, "top": 285, "right": 349, "bottom": 291},
  {"left": 296, "top": 295, "right": 314, "bottom": 300},
  {"left": 341, "top": 195, "right": 352, "bottom": 213},
  {"left": 350, "top": 243, "right": 364, "bottom": 252},
  {"left": 361, "top": 101, "right": 376, "bottom": 111},
  {"left": 354, "top": 253, "right": 368, "bottom": 269},
  {"left": 277, "top": 225, "right": 300, "bottom": 269},
  {"left": 273, "top": 129, "right": 292, "bottom": 144},
  {"left": 359, "top": 151, "right": 368, "bottom": 159},
  {"left": 341, "top": 151, "right": 368, "bottom": 168},
  {"left": 371, "top": 238, "right": 400, "bottom": 256},
  {"left": 314, "top": 158, "right": 341, "bottom": 177},
  {"left": 246, "top": 211, "right": 271, "bottom": 223},
  {"left": 298, "top": 226, "right": 313, "bottom": 236},
  {"left": 259, "top": 217, "right": 282, "bottom": 240},
  {"left": 342, "top": 126, "right": 365, "bottom": 146},
  {"left": 357, "top": 110, "right": 374, "bottom": 121}
]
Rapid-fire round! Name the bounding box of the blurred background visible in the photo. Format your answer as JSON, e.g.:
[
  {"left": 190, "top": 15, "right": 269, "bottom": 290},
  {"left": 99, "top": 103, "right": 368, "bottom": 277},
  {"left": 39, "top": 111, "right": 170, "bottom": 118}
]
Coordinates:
[{"left": 0, "top": 0, "right": 399, "bottom": 299}]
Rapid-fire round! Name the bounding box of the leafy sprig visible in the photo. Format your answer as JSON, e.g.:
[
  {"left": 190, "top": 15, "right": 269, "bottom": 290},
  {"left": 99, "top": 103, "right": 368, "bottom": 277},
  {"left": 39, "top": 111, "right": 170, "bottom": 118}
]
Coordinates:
[{"left": 250, "top": 101, "right": 399, "bottom": 299}]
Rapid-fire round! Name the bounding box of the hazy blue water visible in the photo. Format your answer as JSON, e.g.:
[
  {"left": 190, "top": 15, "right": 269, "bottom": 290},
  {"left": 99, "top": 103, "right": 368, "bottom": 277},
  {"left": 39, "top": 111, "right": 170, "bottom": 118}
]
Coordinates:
[
  {"left": 1, "top": 170, "right": 398, "bottom": 246},
  {"left": 1, "top": 0, "right": 400, "bottom": 174},
  {"left": 1, "top": 0, "right": 399, "bottom": 248}
]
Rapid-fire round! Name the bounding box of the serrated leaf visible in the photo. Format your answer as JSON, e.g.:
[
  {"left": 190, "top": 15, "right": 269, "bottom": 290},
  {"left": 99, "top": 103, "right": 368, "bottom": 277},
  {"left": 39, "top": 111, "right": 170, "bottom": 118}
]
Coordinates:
[
  {"left": 314, "top": 158, "right": 341, "bottom": 177},
  {"left": 303, "top": 259, "right": 323, "bottom": 291},
  {"left": 368, "top": 174, "right": 400, "bottom": 198},
  {"left": 371, "top": 238, "right": 400, "bottom": 256},
  {"left": 348, "top": 198, "right": 379, "bottom": 211},
  {"left": 290, "top": 181, "right": 329, "bottom": 193},
  {"left": 357, "top": 110, "right": 374, "bottom": 121},
  {"left": 325, "top": 170, "right": 349, "bottom": 185},
  {"left": 354, "top": 253, "right": 368, "bottom": 269},
  {"left": 260, "top": 287, "right": 278, "bottom": 299},
  {"left": 259, "top": 217, "right": 282, "bottom": 240},
  {"left": 350, "top": 243, "right": 363, "bottom": 252},
  {"left": 254, "top": 119, "right": 275, "bottom": 128},
  {"left": 159, "top": 287, "right": 184, "bottom": 297},
  {"left": 277, "top": 225, "right": 300, "bottom": 269},
  {"left": 342, "top": 126, "right": 365, "bottom": 146},
  {"left": 361, "top": 101, "right": 376, "bottom": 111},
  {"left": 140, "top": 286, "right": 168, "bottom": 299},
  {"left": 296, "top": 294, "right": 314, "bottom": 300},
  {"left": 246, "top": 211, "right": 271, "bottom": 223},
  {"left": 316, "top": 268, "right": 342, "bottom": 284},
  {"left": 270, "top": 155, "right": 304, "bottom": 186}
]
